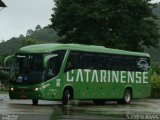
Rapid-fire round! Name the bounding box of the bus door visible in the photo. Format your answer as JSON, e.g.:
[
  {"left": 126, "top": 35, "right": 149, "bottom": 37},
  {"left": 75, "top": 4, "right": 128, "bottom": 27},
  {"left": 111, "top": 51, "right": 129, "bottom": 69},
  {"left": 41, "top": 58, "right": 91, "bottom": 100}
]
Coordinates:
[{"left": 44, "top": 54, "right": 60, "bottom": 98}]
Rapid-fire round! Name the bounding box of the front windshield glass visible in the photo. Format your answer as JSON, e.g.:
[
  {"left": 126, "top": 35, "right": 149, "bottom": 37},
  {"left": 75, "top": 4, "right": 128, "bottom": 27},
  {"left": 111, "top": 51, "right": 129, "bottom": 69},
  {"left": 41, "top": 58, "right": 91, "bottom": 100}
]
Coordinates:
[{"left": 11, "top": 54, "right": 44, "bottom": 84}]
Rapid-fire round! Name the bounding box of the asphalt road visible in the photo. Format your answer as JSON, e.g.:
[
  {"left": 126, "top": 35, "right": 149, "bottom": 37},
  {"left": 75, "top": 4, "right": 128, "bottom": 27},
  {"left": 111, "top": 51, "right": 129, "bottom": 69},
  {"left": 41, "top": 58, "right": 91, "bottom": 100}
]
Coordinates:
[{"left": 0, "top": 93, "right": 160, "bottom": 120}]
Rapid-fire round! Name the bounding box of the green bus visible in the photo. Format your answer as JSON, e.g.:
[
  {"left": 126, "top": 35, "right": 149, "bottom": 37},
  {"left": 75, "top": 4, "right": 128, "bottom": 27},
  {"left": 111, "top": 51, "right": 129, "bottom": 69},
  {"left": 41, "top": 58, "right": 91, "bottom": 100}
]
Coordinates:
[{"left": 9, "top": 43, "right": 151, "bottom": 105}]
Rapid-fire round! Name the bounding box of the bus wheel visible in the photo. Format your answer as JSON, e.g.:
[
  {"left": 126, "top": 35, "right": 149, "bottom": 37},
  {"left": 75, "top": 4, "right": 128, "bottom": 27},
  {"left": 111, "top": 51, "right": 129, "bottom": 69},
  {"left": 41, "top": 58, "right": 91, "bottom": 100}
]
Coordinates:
[
  {"left": 93, "top": 100, "right": 106, "bottom": 105},
  {"left": 119, "top": 89, "right": 132, "bottom": 104},
  {"left": 124, "top": 89, "right": 132, "bottom": 104},
  {"left": 32, "top": 99, "right": 38, "bottom": 105},
  {"left": 62, "top": 89, "right": 71, "bottom": 105},
  {"left": 118, "top": 89, "right": 131, "bottom": 104}
]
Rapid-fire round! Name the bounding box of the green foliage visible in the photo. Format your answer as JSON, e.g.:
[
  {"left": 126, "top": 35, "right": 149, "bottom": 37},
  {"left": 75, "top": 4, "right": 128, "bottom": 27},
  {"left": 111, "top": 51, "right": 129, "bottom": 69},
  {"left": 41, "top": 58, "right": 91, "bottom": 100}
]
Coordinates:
[
  {"left": 0, "top": 25, "right": 60, "bottom": 55},
  {"left": 151, "top": 66, "right": 160, "bottom": 98},
  {"left": 145, "top": 2, "right": 160, "bottom": 66},
  {"left": 0, "top": 71, "right": 9, "bottom": 90},
  {"left": 152, "top": 66, "right": 160, "bottom": 75},
  {"left": 0, "top": 71, "right": 9, "bottom": 81},
  {"left": 21, "top": 37, "right": 41, "bottom": 47},
  {"left": 150, "top": 66, "right": 160, "bottom": 98},
  {"left": 0, "top": 55, "right": 7, "bottom": 67},
  {"left": 151, "top": 72, "right": 160, "bottom": 98},
  {"left": 0, "top": 56, "right": 4, "bottom": 67},
  {"left": 51, "top": 0, "right": 159, "bottom": 51},
  {"left": 153, "top": 2, "right": 160, "bottom": 22},
  {"left": 35, "top": 25, "right": 42, "bottom": 31}
]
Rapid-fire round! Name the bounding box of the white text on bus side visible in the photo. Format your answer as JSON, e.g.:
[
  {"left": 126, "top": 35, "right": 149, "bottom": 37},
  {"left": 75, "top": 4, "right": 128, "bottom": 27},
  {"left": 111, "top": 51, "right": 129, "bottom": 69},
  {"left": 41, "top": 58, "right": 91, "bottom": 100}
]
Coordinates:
[{"left": 66, "top": 69, "right": 149, "bottom": 83}]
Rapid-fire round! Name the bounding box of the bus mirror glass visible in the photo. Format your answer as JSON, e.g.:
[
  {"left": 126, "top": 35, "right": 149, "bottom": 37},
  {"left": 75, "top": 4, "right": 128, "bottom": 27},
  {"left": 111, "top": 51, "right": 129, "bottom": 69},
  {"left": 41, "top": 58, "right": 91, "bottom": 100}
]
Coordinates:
[{"left": 4, "top": 55, "right": 15, "bottom": 68}]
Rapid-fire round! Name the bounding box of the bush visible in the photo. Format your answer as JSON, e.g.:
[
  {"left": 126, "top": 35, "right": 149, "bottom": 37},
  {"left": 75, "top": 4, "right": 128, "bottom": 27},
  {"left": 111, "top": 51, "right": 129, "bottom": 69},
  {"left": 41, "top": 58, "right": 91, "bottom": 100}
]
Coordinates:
[
  {"left": 151, "top": 72, "right": 160, "bottom": 98},
  {"left": 0, "top": 71, "right": 9, "bottom": 90},
  {"left": 0, "top": 71, "right": 9, "bottom": 80},
  {"left": 152, "top": 66, "right": 160, "bottom": 75}
]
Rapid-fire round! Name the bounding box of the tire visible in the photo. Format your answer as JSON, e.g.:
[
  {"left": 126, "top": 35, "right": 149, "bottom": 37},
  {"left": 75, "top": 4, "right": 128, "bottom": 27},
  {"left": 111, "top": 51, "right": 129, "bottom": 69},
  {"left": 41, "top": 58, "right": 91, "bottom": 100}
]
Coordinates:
[
  {"left": 62, "top": 89, "right": 71, "bottom": 105},
  {"left": 118, "top": 89, "right": 132, "bottom": 104},
  {"left": 93, "top": 100, "right": 106, "bottom": 105},
  {"left": 32, "top": 99, "right": 38, "bottom": 105}
]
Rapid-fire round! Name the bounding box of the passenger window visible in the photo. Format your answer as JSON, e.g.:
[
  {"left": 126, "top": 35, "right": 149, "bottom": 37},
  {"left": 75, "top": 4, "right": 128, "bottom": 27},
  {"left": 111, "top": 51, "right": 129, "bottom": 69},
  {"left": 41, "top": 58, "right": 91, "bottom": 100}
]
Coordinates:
[
  {"left": 82, "top": 53, "right": 95, "bottom": 69},
  {"left": 97, "top": 55, "right": 110, "bottom": 70},
  {"left": 65, "top": 51, "right": 82, "bottom": 72},
  {"left": 111, "top": 56, "right": 124, "bottom": 70},
  {"left": 124, "top": 57, "right": 136, "bottom": 71}
]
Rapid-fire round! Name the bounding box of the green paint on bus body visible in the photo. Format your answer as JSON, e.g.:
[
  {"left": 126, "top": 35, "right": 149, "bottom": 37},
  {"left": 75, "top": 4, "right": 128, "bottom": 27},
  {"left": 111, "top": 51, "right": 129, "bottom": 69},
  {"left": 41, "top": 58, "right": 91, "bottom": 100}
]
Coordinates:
[
  {"left": 18, "top": 43, "right": 149, "bottom": 57},
  {"left": 9, "top": 43, "right": 151, "bottom": 103}
]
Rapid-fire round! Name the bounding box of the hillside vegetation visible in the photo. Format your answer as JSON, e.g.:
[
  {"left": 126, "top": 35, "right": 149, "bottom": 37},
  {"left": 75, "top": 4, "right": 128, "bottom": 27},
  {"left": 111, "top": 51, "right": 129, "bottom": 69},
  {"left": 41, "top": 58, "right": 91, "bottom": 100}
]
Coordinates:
[
  {"left": 0, "top": 25, "right": 60, "bottom": 55},
  {"left": 0, "top": 3, "right": 160, "bottom": 66},
  {"left": 146, "top": 2, "right": 160, "bottom": 66}
]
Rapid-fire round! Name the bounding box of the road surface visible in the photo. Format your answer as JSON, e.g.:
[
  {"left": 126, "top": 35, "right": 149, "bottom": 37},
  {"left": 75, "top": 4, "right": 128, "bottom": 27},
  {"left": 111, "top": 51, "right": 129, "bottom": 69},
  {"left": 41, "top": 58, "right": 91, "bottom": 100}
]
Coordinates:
[{"left": 0, "top": 93, "right": 160, "bottom": 120}]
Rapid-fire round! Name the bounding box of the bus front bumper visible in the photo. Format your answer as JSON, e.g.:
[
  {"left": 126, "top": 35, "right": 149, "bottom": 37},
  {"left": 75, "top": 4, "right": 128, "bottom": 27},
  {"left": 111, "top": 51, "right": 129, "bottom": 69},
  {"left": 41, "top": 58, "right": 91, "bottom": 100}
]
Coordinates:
[{"left": 9, "top": 88, "right": 43, "bottom": 100}]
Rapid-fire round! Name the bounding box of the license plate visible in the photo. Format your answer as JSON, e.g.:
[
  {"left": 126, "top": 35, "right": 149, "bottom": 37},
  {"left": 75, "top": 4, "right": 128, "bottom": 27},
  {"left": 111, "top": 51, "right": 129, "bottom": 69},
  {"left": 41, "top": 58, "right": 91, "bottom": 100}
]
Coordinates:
[{"left": 20, "top": 95, "right": 27, "bottom": 98}]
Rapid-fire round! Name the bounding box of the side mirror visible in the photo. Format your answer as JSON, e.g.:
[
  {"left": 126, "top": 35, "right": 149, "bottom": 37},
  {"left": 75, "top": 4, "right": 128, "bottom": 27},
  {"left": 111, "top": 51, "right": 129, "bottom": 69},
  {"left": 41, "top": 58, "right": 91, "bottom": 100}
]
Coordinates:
[{"left": 4, "top": 55, "right": 15, "bottom": 68}]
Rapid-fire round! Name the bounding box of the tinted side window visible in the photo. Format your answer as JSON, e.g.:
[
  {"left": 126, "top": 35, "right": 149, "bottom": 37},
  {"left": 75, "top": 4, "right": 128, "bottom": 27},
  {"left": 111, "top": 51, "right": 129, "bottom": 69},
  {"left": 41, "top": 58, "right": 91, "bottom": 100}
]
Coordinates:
[
  {"left": 95, "top": 54, "right": 110, "bottom": 70},
  {"left": 82, "top": 53, "right": 111, "bottom": 70},
  {"left": 111, "top": 55, "right": 150, "bottom": 71},
  {"left": 64, "top": 51, "right": 150, "bottom": 72},
  {"left": 45, "top": 50, "right": 66, "bottom": 80},
  {"left": 65, "top": 51, "right": 82, "bottom": 72},
  {"left": 124, "top": 56, "right": 137, "bottom": 71},
  {"left": 52, "top": 50, "right": 66, "bottom": 68},
  {"left": 82, "top": 53, "right": 95, "bottom": 69},
  {"left": 46, "top": 57, "right": 60, "bottom": 79},
  {"left": 111, "top": 55, "right": 124, "bottom": 70},
  {"left": 65, "top": 51, "right": 111, "bottom": 71}
]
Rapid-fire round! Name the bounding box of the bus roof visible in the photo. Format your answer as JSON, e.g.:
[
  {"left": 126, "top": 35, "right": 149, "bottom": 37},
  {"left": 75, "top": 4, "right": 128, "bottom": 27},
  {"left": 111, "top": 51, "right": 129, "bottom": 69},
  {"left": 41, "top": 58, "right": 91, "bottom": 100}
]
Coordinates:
[{"left": 18, "top": 43, "right": 150, "bottom": 57}]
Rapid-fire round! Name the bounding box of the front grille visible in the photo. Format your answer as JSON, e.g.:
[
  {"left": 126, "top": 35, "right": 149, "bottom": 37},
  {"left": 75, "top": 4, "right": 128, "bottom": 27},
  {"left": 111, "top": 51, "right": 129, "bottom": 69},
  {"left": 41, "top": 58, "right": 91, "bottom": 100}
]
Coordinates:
[{"left": 15, "top": 88, "right": 33, "bottom": 93}]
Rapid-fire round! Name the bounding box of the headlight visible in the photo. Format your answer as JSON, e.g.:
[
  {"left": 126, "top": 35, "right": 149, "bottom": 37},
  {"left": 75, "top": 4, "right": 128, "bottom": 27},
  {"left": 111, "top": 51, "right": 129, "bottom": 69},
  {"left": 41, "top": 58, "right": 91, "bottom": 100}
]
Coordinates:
[
  {"left": 10, "top": 87, "right": 14, "bottom": 91},
  {"left": 34, "top": 88, "right": 39, "bottom": 91}
]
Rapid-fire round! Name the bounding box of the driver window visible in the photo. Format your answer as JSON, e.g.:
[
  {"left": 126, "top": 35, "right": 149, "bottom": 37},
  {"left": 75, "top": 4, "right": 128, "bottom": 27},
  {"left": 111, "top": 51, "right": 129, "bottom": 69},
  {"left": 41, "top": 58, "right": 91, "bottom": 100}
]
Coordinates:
[{"left": 47, "top": 57, "right": 60, "bottom": 79}]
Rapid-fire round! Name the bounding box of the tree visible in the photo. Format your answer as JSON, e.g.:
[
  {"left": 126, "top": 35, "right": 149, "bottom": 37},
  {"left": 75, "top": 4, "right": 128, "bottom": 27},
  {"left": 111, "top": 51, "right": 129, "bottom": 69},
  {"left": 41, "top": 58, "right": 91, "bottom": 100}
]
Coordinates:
[
  {"left": 0, "top": 56, "right": 4, "bottom": 67},
  {"left": 19, "top": 34, "right": 24, "bottom": 38},
  {"left": 35, "top": 25, "right": 42, "bottom": 31},
  {"left": 26, "top": 29, "right": 34, "bottom": 36},
  {"left": 21, "top": 37, "right": 40, "bottom": 47},
  {"left": 51, "top": 0, "right": 160, "bottom": 51}
]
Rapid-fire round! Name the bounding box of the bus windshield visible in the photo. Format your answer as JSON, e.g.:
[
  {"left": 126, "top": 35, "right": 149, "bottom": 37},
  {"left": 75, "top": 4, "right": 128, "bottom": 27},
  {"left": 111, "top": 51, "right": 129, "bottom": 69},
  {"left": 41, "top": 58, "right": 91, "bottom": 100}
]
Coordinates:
[{"left": 10, "top": 54, "right": 44, "bottom": 84}]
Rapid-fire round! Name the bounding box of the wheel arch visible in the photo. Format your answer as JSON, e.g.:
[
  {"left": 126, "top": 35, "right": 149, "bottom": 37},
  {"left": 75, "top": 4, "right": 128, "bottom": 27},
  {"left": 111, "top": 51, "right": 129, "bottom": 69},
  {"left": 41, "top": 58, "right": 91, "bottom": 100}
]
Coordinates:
[
  {"left": 62, "top": 84, "right": 74, "bottom": 99},
  {"left": 124, "top": 85, "right": 133, "bottom": 98}
]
